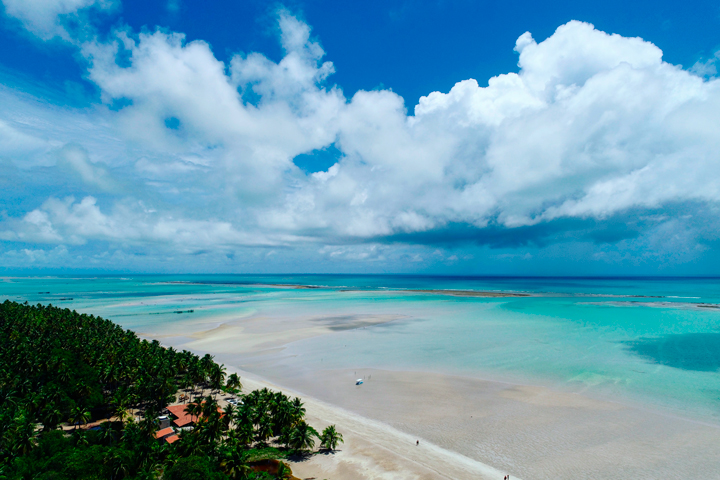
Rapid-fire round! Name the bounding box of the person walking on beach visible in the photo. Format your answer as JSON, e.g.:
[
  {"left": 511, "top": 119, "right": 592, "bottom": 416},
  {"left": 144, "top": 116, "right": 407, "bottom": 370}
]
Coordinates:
[{"left": 416, "top": 440, "right": 419, "bottom": 446}]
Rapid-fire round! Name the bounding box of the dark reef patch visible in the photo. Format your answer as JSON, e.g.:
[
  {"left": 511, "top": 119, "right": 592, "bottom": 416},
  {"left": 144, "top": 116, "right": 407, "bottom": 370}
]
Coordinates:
[{"left": 624, "top": 333, "right": 720, "bottom": 372}]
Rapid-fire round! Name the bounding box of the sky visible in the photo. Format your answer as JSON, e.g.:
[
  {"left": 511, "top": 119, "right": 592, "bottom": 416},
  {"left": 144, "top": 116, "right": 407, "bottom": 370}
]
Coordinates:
[{"left": 1, "top": 0, "right": 720, "bottom": 275}]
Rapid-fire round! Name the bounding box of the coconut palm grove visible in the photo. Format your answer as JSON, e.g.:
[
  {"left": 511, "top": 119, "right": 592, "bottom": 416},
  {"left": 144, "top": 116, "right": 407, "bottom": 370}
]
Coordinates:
[{"left": 0, "top": 301, "right": 342, "bottom": 479}]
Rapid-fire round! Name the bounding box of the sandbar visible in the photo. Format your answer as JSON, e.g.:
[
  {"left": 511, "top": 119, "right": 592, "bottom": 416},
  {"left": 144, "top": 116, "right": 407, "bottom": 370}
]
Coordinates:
[{"left": 405, "top": 289, "right": 530, "bottom": 298}]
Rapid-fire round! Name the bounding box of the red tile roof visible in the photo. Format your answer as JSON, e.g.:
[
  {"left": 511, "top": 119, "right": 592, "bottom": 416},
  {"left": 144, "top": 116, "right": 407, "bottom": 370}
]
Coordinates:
[
  {"left": 166, "top": 404, "right": 188, "bottom": 417},
  {"left": 166, "top": 404, "right": 197, "bottom": 427},
  {"left": 165, "top": 434, "right": 180, "bottom": 444},
  {"left": 155, "top": 427, "right": 174, "bottom": 439},
  {"left": 173, "top": 415, "right": 194, "bottom": 427},
  {"left": 165, "top": 403, "right": 222, "bottom": 428}
]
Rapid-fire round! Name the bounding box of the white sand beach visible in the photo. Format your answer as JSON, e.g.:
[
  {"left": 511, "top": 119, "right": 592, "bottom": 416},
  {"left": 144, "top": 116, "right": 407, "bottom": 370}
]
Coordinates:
[
  {"left": 251, "top": 368, "right": 720, "bottom": 479},
  {"left": 235, "top": 372, "right": 514, "bottom": 480}
]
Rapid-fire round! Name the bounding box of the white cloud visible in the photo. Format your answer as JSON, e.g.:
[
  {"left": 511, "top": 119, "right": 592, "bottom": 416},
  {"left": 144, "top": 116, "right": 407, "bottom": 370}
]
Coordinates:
[
  {"left": 2, "top": 196, "right": 312, "bottom": 250},
  {"left": 318, "top": 244, "right": 387, "bottom": 262},
  {"left": 0, "top": 119, "right": 49, "bottom": 158},
  {"left": 78, "top": 13, "right": 343, "bottom": 201},
  {"left": 691, "top": 50, "right": 720, "bottom": 78},
  {"left": 276, "top": 20, "right": 720, "bottom": 236},
  {"left": 2, "top": 0, "right": 117, "bottom": 40},
  {"left": 58, "top": 143, "right": 115, "bottom": 190},
  {"left": 0, "top": 245, "right": 70, "bottom": 265}
]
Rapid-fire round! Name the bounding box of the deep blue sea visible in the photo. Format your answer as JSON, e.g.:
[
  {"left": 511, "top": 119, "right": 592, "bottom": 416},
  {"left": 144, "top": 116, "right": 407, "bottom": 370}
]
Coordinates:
[{"left": 2, "top": 275, "right": 720, "bottom": 421}]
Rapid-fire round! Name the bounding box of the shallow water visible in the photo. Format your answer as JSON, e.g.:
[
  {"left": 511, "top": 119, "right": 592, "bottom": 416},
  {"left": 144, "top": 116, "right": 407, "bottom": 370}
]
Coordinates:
[{"left": 2, "top": 275, "right": 720, "bottom": 421}]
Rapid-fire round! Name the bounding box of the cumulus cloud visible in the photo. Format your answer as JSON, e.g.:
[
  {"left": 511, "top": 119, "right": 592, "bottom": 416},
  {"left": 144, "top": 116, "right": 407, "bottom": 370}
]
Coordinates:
[
  {"left": 78, "top": 12, "right": 342, "bottom": 202},
  {"left": 1, "top": 195, "right": 312, "bottom": 250},
  {"left": 1, "top": 0, "right": 117, "bottom": 40},
  {"left": 1, "top": 13, "right": 720, "bottom": 271},
  {"left": 274, "top": 20, "right": 720, "bottom": 238}
]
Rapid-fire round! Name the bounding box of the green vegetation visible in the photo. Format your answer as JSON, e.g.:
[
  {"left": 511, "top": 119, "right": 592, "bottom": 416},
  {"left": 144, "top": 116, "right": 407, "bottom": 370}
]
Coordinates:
[
  {"left": 0, "top": 301, "right": 339, "bottom": 479},
  {"left": 319, "top": 425, "right": 343, "bottom": 451}
]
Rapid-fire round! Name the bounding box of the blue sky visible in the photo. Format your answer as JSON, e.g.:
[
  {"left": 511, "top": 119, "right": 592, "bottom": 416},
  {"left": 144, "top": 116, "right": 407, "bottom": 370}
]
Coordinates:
[{"left": 1, "top": 0, "right": 720, "bottom": 274}]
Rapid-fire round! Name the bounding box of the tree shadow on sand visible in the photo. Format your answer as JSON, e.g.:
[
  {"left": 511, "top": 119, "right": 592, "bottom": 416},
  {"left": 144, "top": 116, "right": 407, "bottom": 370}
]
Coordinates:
[{"left": 286, "top": 449, "right": 341, "bottom": 463}]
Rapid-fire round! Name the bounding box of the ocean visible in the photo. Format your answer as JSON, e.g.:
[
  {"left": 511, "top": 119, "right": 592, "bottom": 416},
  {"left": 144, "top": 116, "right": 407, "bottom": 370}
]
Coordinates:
[{"left": 2, "top": 274, "right": 720, "bottom": 422}]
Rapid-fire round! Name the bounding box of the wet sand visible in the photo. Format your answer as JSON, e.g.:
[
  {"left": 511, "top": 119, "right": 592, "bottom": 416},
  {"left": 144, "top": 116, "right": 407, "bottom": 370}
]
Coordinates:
[
  {"left": 233, "top": 371, "right": 513, "bottom": 480},
  {"left": 244, "top": 367, "right": 720, "bottom": 480},
  {"left": 176, "top": 313, "right": 405, "bottom": 355}
]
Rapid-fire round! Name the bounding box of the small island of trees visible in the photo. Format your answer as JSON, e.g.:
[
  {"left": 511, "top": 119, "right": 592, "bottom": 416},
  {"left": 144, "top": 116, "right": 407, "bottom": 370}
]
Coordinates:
[{"left": 0, "top": 300, "right": 342, "bottom": 479}]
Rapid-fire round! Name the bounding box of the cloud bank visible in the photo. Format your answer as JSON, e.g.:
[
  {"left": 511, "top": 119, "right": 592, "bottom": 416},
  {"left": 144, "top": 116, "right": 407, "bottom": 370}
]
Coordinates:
[{"left": 1, "top": 2, "right": 719, "bottom": 272}]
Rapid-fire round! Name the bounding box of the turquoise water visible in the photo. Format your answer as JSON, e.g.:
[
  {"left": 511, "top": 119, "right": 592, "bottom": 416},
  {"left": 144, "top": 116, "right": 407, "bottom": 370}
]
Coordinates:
[{"left": 2, "top": 275, "right": 720, "bottom": 420}]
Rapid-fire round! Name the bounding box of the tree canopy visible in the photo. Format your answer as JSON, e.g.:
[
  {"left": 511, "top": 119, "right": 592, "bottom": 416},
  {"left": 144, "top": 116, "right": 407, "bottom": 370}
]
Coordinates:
[{"left": 0, "top": 301, "right": 336, "bottom": 479}]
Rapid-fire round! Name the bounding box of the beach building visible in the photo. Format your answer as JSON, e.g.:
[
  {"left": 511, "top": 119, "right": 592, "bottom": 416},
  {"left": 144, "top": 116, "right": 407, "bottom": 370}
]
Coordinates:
[
  {"left": 154, "top": 427, "right": 175, "bottom": 442},
  {"left": 166, "top": 404, "right": 196, "bottom": 428},
  {"left": 165, "top": 403, "right": 223, "bottom": 429}
]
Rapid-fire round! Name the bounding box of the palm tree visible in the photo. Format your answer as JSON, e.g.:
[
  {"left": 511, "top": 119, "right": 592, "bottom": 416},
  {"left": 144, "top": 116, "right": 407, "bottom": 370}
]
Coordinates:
[
  {"left": 201, "top": 396, "right": 219, "bottom": 418},
  {"left": 99, "top": 421, "right": 118, "bottom": 445},
  {"left": 204, "top": 404, "right": 224, "bottom": 444},
  {"left": 254, "top": 414, "right": 274, "bottom": 445},
  {"left": 222, "top": 403, "right": 235, "bottom": 429},
  {"left": 270, "top": 400, "right": 294, "bottom": 438},
  {"left": 69, "top": 406, "right": 90, "bottom": 430},
  {"left": 287, "top": 421, "right": 319, "bottom": 452},
  {"left": 10, "top": 410, "right": 37, "bottom": 457},
  {"left": 320, "top": 425, "right": 343, "bottom": 451},
  {"left": 219, "top": 445, "right": 252, "bottom": 480},
  {"left": 72, "top": 429, "right": 90, "bottom": 447},
  {"left": 115, "top": 406, "right": 131, "bottom": 425},
  {"left": 40, "top": 403, "right": 64, "bottom": 431},
  {"left": 184, "top": 401, "right": 202, "bottom": 424},
  {"left": 106, "top": 448, "right": 132, "bottom": 480},
  {"left": 290, "top": 397, "right": 306, "bottom": 422},
  {"left": 233, "top": 422, "right": 255, "bottom": 447},
  {"left": 226, "top": 373, "right": 242, "bottom": 393},
  {"left": 180, "top": 373, "right": 193, "bottom": 402},
  {"left": 209, "top": 364, "right": 226, "bottom": 399}
]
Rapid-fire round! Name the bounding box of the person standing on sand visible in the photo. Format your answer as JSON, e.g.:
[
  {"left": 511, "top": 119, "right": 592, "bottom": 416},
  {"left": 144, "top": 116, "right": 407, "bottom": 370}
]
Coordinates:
[{"left": 416, "top": 440, "right": 419, "bottom": 446}]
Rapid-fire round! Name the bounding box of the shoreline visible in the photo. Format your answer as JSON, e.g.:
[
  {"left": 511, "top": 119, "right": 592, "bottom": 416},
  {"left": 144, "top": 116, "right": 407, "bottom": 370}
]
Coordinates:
[
  {"left": 228, "top": 364, "right": 720, "bottom": 480},
  {"left": 226, "top": 367, "right": 515, "bottom": 480}
]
